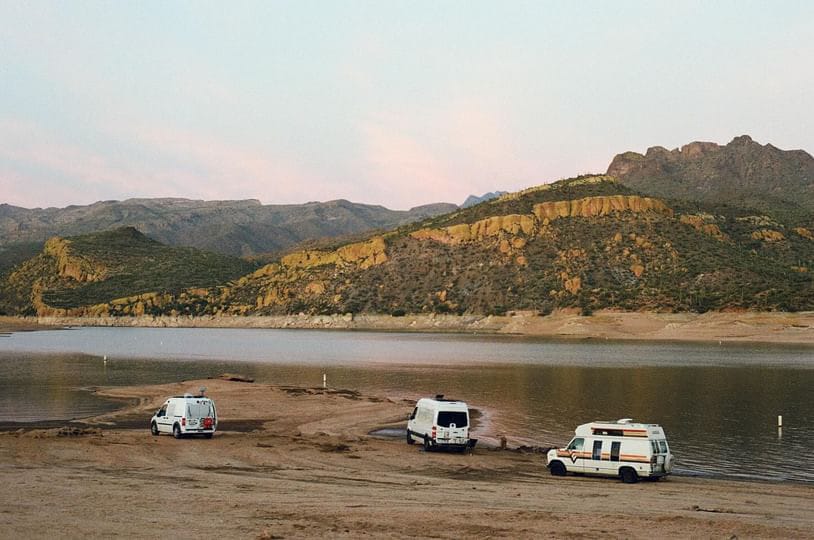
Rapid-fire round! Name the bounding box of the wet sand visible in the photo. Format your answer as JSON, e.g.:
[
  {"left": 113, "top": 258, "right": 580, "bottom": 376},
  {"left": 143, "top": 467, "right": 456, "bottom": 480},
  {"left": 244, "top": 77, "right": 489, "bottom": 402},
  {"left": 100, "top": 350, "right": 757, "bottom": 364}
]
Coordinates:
[{"left": 1, "top": 379, "right": 812, "bottom": 538}]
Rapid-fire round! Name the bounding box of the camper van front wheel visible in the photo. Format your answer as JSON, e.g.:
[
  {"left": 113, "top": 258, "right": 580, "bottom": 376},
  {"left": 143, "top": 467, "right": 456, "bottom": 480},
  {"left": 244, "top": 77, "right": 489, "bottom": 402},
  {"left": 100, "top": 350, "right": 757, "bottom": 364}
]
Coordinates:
[
  {"left": 620, "top": 468, "right": 638, "bottom": 484},
  {"left": 549, "top": 461, "right": 566, "bottom": 476},
  {"left": 150, "top": 422, "right": 159, "bottom": 436},
  {"left": 406, "top": 430, "right": 415, "bottom": 445}
]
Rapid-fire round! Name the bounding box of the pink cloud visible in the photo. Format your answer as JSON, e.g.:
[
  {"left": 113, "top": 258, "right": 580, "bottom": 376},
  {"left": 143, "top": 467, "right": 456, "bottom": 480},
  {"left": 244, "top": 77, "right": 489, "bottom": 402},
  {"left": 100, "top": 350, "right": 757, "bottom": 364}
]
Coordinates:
[
  {"left": 358, "top": 100, "right": 544, "bottom": 208},
  {"left": 0, "top": 118, "right": 334, "bottom": 208}
]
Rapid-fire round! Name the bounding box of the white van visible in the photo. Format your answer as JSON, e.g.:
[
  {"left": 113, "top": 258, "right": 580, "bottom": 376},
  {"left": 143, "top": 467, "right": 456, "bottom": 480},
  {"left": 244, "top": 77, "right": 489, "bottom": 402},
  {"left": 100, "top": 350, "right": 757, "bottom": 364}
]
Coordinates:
[
  {"left": 406, "top": 396, "right": 473, "bottom": 451},
  {"left": 546, "top": 419, "right": 673, "bottom": 483},
  {"left": 150, "top": 394, "right": 218, "bottom": 439}
]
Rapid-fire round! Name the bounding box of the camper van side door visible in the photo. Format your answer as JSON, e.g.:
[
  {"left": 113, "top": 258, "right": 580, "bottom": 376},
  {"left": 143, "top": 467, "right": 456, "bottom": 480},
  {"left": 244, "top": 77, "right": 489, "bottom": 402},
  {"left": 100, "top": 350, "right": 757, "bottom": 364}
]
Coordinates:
[
  {"left": 156, "top": 402, "right": 171, "bottom": 433},
  {"left": 565, "top": 437, "right": 586, "bottom": 473}
]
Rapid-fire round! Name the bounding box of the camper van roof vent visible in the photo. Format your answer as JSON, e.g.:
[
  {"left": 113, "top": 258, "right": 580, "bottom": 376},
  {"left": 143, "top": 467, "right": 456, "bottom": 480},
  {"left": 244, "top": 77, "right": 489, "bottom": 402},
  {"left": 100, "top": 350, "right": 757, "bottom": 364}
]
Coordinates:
[{"left": 616, "top": 418, "right": 634, "bottom": 424}]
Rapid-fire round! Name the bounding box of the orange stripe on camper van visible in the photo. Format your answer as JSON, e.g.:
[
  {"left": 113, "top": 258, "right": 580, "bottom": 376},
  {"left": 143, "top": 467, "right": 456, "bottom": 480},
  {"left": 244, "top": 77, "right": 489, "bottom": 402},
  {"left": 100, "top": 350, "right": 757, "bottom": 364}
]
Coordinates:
[{"left": 619, "top": 454, "right": 650, "bottom": 463}]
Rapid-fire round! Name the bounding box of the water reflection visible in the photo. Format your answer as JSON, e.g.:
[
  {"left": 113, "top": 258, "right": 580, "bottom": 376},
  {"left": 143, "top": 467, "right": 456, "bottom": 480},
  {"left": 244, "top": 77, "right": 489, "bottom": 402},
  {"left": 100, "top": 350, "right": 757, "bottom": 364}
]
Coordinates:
[{"left": 1, "top": 327, "right": 812, "bottom": 482}]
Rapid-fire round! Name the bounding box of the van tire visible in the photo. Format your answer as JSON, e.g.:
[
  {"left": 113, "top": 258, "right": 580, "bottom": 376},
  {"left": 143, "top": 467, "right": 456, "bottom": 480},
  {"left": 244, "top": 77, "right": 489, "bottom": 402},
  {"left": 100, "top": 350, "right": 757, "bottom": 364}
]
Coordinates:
[
  {"left": 150, "top": 422, "right": 159, "bottom": 436},
  {"left": 620, "top": 468, "right": 638, "bottom": 484},
  {"left": 406, "top": 430, "right": 415, "bottom": 445},
  {"left": 173, "top": 424, "right": 182, "bottom": 439},
  {"left": 423, "top": 436, "right": 431, "bottom": 451},
  {"left": 550, "top": 461, "right": 567, "bottom": 476}
]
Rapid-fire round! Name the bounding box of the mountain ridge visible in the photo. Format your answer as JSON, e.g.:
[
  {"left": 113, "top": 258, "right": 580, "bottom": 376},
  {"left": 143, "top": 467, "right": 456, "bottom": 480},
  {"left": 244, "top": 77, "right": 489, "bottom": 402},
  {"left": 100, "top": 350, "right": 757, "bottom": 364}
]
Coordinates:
[
  {"left": 0, "top": 198, "right": 457, "bottom": 258},
  {"left": 6, "top": 174, "right": 812, "bottom": 318},
  {"left": 608, "top": 135, "right": 814, "bottom": 220}
]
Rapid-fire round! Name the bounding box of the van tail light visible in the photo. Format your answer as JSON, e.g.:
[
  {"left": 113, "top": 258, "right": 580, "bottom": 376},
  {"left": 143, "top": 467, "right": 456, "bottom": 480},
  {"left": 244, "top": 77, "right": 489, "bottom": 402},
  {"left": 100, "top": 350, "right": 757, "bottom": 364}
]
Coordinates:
[
  {"left": 431, "top": 426, "right": 437, "bottom": 440},
  {"left": 181, "top": 417, "right": 186, "bottom": 427}
]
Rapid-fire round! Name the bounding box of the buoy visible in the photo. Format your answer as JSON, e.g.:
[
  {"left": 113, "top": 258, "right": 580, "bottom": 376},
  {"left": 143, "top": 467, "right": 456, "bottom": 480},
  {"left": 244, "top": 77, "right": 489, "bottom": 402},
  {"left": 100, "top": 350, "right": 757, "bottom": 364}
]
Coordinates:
[{"left": 778, "top": 415, "right": 783, "bottom": 427}]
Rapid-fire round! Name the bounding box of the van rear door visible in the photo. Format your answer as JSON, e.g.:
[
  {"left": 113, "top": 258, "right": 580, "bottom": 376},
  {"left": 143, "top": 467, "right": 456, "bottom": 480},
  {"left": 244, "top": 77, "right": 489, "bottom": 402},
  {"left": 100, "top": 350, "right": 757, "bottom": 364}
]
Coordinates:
[{"left": 436, "top": 410, "right": 468, "bottom": 445}]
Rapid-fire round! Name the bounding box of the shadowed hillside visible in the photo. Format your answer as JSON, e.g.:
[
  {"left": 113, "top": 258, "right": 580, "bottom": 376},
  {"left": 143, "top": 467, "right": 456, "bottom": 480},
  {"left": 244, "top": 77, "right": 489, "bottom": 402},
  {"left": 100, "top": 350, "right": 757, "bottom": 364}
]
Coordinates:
[
  {"left": 0, "top": 227, "right": 257, "bottom": 316},
  {"left": 0, "top": 198, "right": 457, "bottom": 257}
]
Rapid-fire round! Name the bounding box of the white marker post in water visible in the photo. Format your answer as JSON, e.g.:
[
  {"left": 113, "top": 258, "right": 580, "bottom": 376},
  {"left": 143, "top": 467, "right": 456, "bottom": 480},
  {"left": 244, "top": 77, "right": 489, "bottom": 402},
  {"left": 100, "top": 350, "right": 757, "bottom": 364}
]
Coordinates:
[{"left": 323, "top": 373, "right": 327, "bottom": 388}]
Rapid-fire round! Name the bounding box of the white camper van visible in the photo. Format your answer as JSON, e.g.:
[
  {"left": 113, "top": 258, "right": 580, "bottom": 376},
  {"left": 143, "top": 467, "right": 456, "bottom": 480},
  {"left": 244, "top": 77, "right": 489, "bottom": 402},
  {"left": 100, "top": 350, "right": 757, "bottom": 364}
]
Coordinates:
[
  {"left": 150, "top": 394, "right": 218, "bottom": 439},
  {"left": 406, "top": 396, "right": 473, "bottom": 451},
  {"left": 546, "top": 419, "right": 673, "bottom": 483}
]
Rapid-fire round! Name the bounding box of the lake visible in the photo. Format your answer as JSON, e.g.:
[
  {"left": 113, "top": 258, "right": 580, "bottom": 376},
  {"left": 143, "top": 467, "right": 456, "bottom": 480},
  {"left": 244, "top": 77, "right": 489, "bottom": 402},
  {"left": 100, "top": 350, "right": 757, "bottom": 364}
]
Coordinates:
[{"left": 1, "top": 327, "right": 812, "bottom": 483}]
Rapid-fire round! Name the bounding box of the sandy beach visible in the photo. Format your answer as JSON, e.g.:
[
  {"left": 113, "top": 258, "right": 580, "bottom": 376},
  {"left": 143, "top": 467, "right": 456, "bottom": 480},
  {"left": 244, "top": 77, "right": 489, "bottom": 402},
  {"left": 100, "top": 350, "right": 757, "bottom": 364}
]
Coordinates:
[{"left": 1, "top": 378, "right": 812, "bottom": 539}]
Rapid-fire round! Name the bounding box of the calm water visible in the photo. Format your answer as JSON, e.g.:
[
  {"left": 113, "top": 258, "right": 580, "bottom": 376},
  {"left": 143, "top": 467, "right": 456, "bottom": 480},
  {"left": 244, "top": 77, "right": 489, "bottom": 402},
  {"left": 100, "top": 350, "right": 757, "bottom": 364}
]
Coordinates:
[{"left": 1, "top": 327, "right": 812, "bottom": 483}]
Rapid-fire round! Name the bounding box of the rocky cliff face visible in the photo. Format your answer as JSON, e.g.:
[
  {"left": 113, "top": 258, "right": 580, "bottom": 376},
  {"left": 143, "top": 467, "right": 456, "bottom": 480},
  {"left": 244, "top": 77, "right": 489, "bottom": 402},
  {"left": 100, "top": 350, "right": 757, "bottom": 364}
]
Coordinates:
[
  {"left": 44, "top": 237, "right": 108, "bottom": 283},
  {"left": 608, "top": 135, "right": 814, "bottom": 216}
]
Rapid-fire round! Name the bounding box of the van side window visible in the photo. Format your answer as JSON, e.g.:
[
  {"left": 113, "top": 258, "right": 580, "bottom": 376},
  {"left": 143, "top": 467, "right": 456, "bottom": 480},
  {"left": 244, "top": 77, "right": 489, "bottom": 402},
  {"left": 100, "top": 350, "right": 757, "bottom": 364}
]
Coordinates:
[
  {"left": 592, "top": 440, "right": 602, "bottom": 460},
  {"left": 610, "top": 441, "right": 621, "bottom": 461},
  {"left": 566, "top": 438, "right": 584, "bottom": 451},
  {"left": 157, "top": 404, "right": 167, "bottom": 417},
  {"left": 659, "top": 440, "right": 668, "bottom": 454}
]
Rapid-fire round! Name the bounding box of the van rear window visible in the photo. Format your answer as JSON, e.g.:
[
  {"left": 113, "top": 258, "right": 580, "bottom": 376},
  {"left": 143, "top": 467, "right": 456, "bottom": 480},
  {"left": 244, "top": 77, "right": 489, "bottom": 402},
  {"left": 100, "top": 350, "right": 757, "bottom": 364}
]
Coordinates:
[{"left": 437, "top": 411, "right": 468, "bottom": 427}]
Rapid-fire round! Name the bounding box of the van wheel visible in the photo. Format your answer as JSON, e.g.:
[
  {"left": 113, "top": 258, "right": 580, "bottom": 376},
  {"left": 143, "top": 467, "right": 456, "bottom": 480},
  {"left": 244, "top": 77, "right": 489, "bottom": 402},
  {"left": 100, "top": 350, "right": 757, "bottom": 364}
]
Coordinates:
[
  {"left": 173, "top": 424, "right": 182, "bottom": 439},
  {"left": 150, "top": 422, "right": 159, "bottom": 436},
  {"left": 620, "top": 468, "right": 638, "bottom": 484},
  {"left": 406, "top": 430, "right": 415, "bottom": 445},
  {"left": 550, "top": 461, "right": 566, "bottom": 476},
  {"left": 423, "top": 436, "right": 431, "bottom": 451}
]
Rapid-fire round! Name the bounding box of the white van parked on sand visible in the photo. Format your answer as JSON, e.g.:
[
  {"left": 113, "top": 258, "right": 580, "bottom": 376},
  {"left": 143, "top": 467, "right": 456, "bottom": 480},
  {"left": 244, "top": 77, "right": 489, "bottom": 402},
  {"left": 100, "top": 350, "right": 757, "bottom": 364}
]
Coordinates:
[
  {"left": 546, "top": 419, "right": 673, "bottom": 483},
  {"left": 150, "top": 394, "right": 218, "bottom": 439},
  {"left": 406, "top": 396, "right": 474, "bottom": 451}
]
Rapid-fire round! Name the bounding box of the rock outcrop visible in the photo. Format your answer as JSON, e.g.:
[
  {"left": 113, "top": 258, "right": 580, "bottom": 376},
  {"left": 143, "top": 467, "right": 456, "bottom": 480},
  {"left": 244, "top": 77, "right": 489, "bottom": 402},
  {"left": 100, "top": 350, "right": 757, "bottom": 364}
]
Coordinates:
[
  {"left": 679, "top": 215, "right": 729, "bottom": 242},
  {"left": 44, "top": 237, "right": 107, "bottom": 282},
  {"left": 411, "top": 195, "right": 672, "bottom": 248},
  {"left": 280, "top": 236, "right": 388, "bottom": 270},
  {"left": 533, "top": 195, "right": 672, "bottom": 222}
]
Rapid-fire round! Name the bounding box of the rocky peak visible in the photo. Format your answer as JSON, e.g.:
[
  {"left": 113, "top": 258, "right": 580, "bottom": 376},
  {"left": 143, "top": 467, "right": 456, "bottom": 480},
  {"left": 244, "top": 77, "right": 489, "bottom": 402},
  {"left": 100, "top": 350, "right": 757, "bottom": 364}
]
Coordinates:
[{"left": 607, "top": 135, "right": 814, "bottom": 213}]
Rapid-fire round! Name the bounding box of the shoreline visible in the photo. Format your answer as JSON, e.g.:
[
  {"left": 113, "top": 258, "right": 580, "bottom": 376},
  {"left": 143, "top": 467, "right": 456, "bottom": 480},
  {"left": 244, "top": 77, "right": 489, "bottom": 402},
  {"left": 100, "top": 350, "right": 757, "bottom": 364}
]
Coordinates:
[
  {"left": 1, "top": 378, "right": 812, "bottom": 538},
  {"left": 7, "top": 310, "right": 814, "bottom": 345}
]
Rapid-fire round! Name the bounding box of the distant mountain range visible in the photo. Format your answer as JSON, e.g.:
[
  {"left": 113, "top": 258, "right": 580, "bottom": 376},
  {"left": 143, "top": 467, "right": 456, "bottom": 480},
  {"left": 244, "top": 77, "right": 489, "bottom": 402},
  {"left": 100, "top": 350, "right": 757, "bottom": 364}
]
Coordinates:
[
  {"left": 0, "top": 198, "right": 457, "bottom": 258},
  {"left": 2, "top": 135, "right": 812, "bottom": 317},
  {"left": 461, "top": 191, "right": 509, "bottom": 208}
]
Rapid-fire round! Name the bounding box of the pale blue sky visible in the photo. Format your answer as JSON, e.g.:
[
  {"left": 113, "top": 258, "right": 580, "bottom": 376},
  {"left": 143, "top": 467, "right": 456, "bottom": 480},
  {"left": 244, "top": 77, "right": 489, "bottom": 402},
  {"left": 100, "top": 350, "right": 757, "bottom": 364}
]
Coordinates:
[{"left": 1, "top": 1, "right": 812, "bottom": 209}]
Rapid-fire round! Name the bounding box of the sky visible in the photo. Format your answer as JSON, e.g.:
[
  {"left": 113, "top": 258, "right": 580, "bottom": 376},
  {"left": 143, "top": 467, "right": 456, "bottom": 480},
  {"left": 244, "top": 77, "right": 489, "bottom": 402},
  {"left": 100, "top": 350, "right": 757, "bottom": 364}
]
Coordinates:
[{"left": 1, "top": 1, "right": 812, "bottom": 210}]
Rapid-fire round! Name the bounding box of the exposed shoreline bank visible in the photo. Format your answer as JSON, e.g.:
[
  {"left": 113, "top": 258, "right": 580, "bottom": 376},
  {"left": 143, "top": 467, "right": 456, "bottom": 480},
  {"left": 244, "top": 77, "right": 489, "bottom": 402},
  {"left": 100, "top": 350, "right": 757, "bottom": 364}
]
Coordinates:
[{"left": 7, "top": 310, "right": 814, "bottom": 345}]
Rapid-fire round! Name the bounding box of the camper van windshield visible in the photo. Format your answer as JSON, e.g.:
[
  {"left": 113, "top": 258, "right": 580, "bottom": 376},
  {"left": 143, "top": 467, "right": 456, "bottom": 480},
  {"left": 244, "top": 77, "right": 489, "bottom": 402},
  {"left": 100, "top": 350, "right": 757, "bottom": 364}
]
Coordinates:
[{"left": 437, "top": 411, "right": 467, "bottom": 427}]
